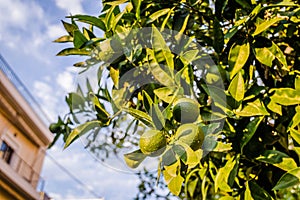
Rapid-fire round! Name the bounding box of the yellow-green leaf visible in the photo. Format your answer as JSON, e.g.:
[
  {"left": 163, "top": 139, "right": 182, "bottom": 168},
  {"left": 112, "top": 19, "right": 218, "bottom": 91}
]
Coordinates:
[
  {"left": 252, "top": 17, "right": 285, "bottom": 36},
  {"left": 228, "top": 41, "right": 250, "bottom": 79},
  {"left": 236, "top": 99, "right": 269, "bottom": 117},
  {"left": 124, "top": 149, "right": 147, "bottom": 168},
  {"left": 147, "top": 8, "right": 170, "bottom": 24},
  {"left": 64, "top": 121, "right": 100, "bottom": 148},
  {"left": 110, "top": 67, "right": 119, "bottom": 89},
  {"left": 228, "top": 71, "right": 245, "bottom": 102},
  {"left": 257, "top": 150, "right": 297, "bottom": 171},
  {"left": 168, "top": 174, "right": 184, "bottom": 196}
]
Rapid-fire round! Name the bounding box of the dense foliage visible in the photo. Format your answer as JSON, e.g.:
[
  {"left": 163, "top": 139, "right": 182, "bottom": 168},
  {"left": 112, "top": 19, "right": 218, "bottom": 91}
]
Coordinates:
[{"left": 50, "top": 0, "right": 300, "bottom": 199}]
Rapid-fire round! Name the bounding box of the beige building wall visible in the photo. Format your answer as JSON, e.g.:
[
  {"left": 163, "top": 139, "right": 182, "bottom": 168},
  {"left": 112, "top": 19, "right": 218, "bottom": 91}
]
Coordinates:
[{"left": 0, "top": 67, "right": 53, "bottom": 199}]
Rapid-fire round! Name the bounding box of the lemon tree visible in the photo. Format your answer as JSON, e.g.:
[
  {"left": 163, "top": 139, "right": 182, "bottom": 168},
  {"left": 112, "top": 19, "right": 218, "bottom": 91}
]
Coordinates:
[{"left": 50, "top": 0, "right": 300, "bottom": 199}]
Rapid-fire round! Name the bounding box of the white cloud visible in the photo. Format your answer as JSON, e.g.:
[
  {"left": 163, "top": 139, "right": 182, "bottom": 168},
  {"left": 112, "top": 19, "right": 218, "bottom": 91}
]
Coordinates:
[
  {"left": 33, "top": 81, "right": 59, "bottom": 121},
  {"left": 55, "top": 0, "right": 84, "bottom": 14},
  {"left": 0, "top": 0, "right": 43, "bottom": 31},
  {"left": 46, "top": 24, "right": 67, "bottom": 40},
  {"left": 56, "top": 67, "right": 77, "bottom": 92}
]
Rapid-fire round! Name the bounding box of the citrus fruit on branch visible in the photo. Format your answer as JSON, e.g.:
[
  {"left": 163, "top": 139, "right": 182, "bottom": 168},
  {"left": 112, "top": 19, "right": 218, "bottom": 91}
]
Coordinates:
[
  {"left": 139, "top": 130, "right": 167, "bottom": 157},
  {"left": 173, "top": 98, "right": 200, "bottom": 123},
  {"left": 175, "top": 123, "right": 204, "bottom": 151}
]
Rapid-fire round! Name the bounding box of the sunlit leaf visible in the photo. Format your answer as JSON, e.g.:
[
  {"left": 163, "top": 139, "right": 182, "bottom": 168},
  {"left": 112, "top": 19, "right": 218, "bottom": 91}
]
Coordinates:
[
  {"left": 56, "top": 48, "right": 90, "bottom": 56},
  {"left": 68, "top": 15, "right": 107, "bottom": 31},
  {"left": 254, "top": 41, "right": 288, "bottom": 70},
  {"left": 124, "top": 149, "right": 147, "bottom": 168},
  {"left": 64, "top": 121, "right": 100, "bottom": 148},
  {"left": 110, "top": 67, "right": 119, "bottom": 89},
  {"left": 228, "top": 71, "right": 245, "bottom": 102},
  {"left": 168, "top": 174, "right": 184, "bottom": 196},
  {"left": 236, "top": 99, "right": 269, "bottom": 117},
  {"left": 215, "top": 156, "right": 239, "bottom": 192},
  {"left": 269, "top": 88, "right": 300, "bottom": 106},
  {"left": 228, "top": 40, "right": 250, "bottom": 79},
  {"left": 257, "top": 150, "right": 297, "bottom": 171},
  {"left": 152, "top": 26, "right": 174, "bottom": 73},
  {"left": 252, "top": 17, "right": 285, "bottom": 36},
  {"left": 147, "top": 8, "right": 171, "bottom": 24}
]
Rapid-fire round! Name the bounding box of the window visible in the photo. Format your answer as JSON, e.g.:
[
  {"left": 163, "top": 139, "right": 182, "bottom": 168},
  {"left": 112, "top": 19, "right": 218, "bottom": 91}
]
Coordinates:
[{"left": 0, "top": 141, "right": 14, "bottom": 164}]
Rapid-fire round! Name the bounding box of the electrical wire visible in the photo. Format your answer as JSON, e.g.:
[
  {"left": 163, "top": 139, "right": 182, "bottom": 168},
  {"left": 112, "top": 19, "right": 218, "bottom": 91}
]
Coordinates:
[
  {"left": 0, "top": 53, "right": 103, "bottom": 199},
  {"left": 44, "top": 150, "right": 102, "bottom": 198}
]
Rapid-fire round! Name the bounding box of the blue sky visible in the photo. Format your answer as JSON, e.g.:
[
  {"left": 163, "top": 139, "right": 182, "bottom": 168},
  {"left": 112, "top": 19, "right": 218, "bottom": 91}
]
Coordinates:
[{"left": 0, "top": 0, "right": 141, "bottom": 199}]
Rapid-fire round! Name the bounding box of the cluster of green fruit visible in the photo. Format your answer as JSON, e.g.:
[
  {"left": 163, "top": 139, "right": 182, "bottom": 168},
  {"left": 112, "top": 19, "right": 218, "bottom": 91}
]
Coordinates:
[{"left": 139, "top": 98, "right": 205, "bottom": 157}]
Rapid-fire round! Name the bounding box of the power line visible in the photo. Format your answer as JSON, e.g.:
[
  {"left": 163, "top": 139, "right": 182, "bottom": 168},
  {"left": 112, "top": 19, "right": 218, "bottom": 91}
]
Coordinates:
[
  {"left": 0, "top": 53, "right": 103, "bottom": 199},
  {"left": 44, "top": 150, "right": 102, "bottom": 198}
]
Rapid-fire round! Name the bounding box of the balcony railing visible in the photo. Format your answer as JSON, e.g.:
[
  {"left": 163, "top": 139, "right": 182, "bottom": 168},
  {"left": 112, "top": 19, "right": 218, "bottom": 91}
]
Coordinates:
[{"left": 1, "top": 153, "right": 45, "bottom": 192}]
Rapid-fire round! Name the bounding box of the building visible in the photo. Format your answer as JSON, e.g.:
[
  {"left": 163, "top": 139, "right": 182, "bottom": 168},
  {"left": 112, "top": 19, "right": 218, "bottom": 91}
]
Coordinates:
[{"left": 0, "top": 55, "right": 53, "bottom": 200}]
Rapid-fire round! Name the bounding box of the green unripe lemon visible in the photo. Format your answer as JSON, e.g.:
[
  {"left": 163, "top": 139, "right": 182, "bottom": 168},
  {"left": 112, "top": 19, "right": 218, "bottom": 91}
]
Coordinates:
[
  {"left": 49, "top": 123, "right": 60, "bottom": 133},
  {"left": 175, "top": 123, "right": 204, "bottom": 150},
  {"left": 139, "top": 130, "right": 167, "bottom": 157},
  {"left": 173, "top": 98, "right": 200, "bottom": 123}
]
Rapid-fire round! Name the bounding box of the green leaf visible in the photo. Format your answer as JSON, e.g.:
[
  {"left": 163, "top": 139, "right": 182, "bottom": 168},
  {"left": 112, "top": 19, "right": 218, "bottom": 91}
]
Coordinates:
[
  {"left": 151, "top": 104, "right": 165, "bottom": 130},
  {"left": 90, "top": 93, "right": 110, "bottom": 122},
  {"left": 131, "top": 0, "right": 141, "bottom": 19},
  {"left": 147, "top": 8, "right": 171, "bottom": 24},
  {"left": 53, "top": 35, "right": 73, "bottom": 43},
  {"left": 203, "top": 85, "right": 233, "bottom": 116},
  {"left": 180, "top": 50, "right": 199, "bottom": 66},
  {"left": 252, "top": 17, "right": 285, "bottom": 36},
  {"left": 124, "top": 149, "right": 147, "bottom": 168},
  {"left": 215, "top": 156, "right": 239, "bottom": 192},
  {"left": 64, "top": 121, "right": 100, "bottom": 148},
  {"left": 187, "top": 177, "right": 198, "bottom": 198},
  {"left": 228, "top": 40, "right": 250, "bottom": 79},
  {"left": 254, "top": 41, "right": 288, "bottom": 69},
  {"left": 122, "top": 107, "right": 153, "bottom": 126},
  {"left": 249, "top": 181, "right": 273, "bottom": 200},
  {"left": 142, "top": 90, "right": 153, "bottom": 113},
  {"left": 290, "top": 106, "right": 300, "bottom": 129},
  {"left": 269, "top": 88, "right": 300, "bottom": 106},
  {"left": 290, "top": 128, "right": 300, "bottom": 144},
  {"left": 151, "top": 26, "right": 174, "bottom": 74},
  {"left": 228, "top": 71, "right": 245, "bottom": 102},
  {"left": 154, "top": 86, "right": 178, "bottom": 103},
  {"left": 73, "top": 30, "right": 88, "bottom": 48},
  {"left": 241, "top": 117, "right": 264, "bottom": 153},
  {"left": 61, "top": 20, "right": 78, "bottom": 37},
  {"left": 273, "top": 167, "right": 300, "bottom": 190},
  {"left": 164, "top": 159, "right": 180, "bottom": 178},
  {"left": 257, "top": 150, "right": 297, "bottom": 171},
  {"left": 174, "top": 141, "right": 200, "bottom": 168},
  {"left": 267, "top": 100, "right": 282, "bottom": 115},
  {"left": 67, "top": 92, "right": 85, "bottom": 111},
  {"left": 147, "top": 49, "right": 174, "bottom": 86},
  {"left": 56, "top": 48, "right": 90, "bottom": 56},
  {"left": 202, "top": 137, "right": 232, "bottom": 152},
  {"left": 168, "top": 174, "right": 184, "bottom": 196},
  {"left": 236, "top": 99, "right": 269, "bottom": 117},
  {"left": 245, "top": 182, "right": 254, "bottom": 200},
  {"left": 213, "top": 18, "right": 224, "bottom": 54},
  {"left": 68, "top": 15, "right": 106, "bottom": 31},
  {"left": 110, "top": 67, "right": 119, "bottom": 89}
]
